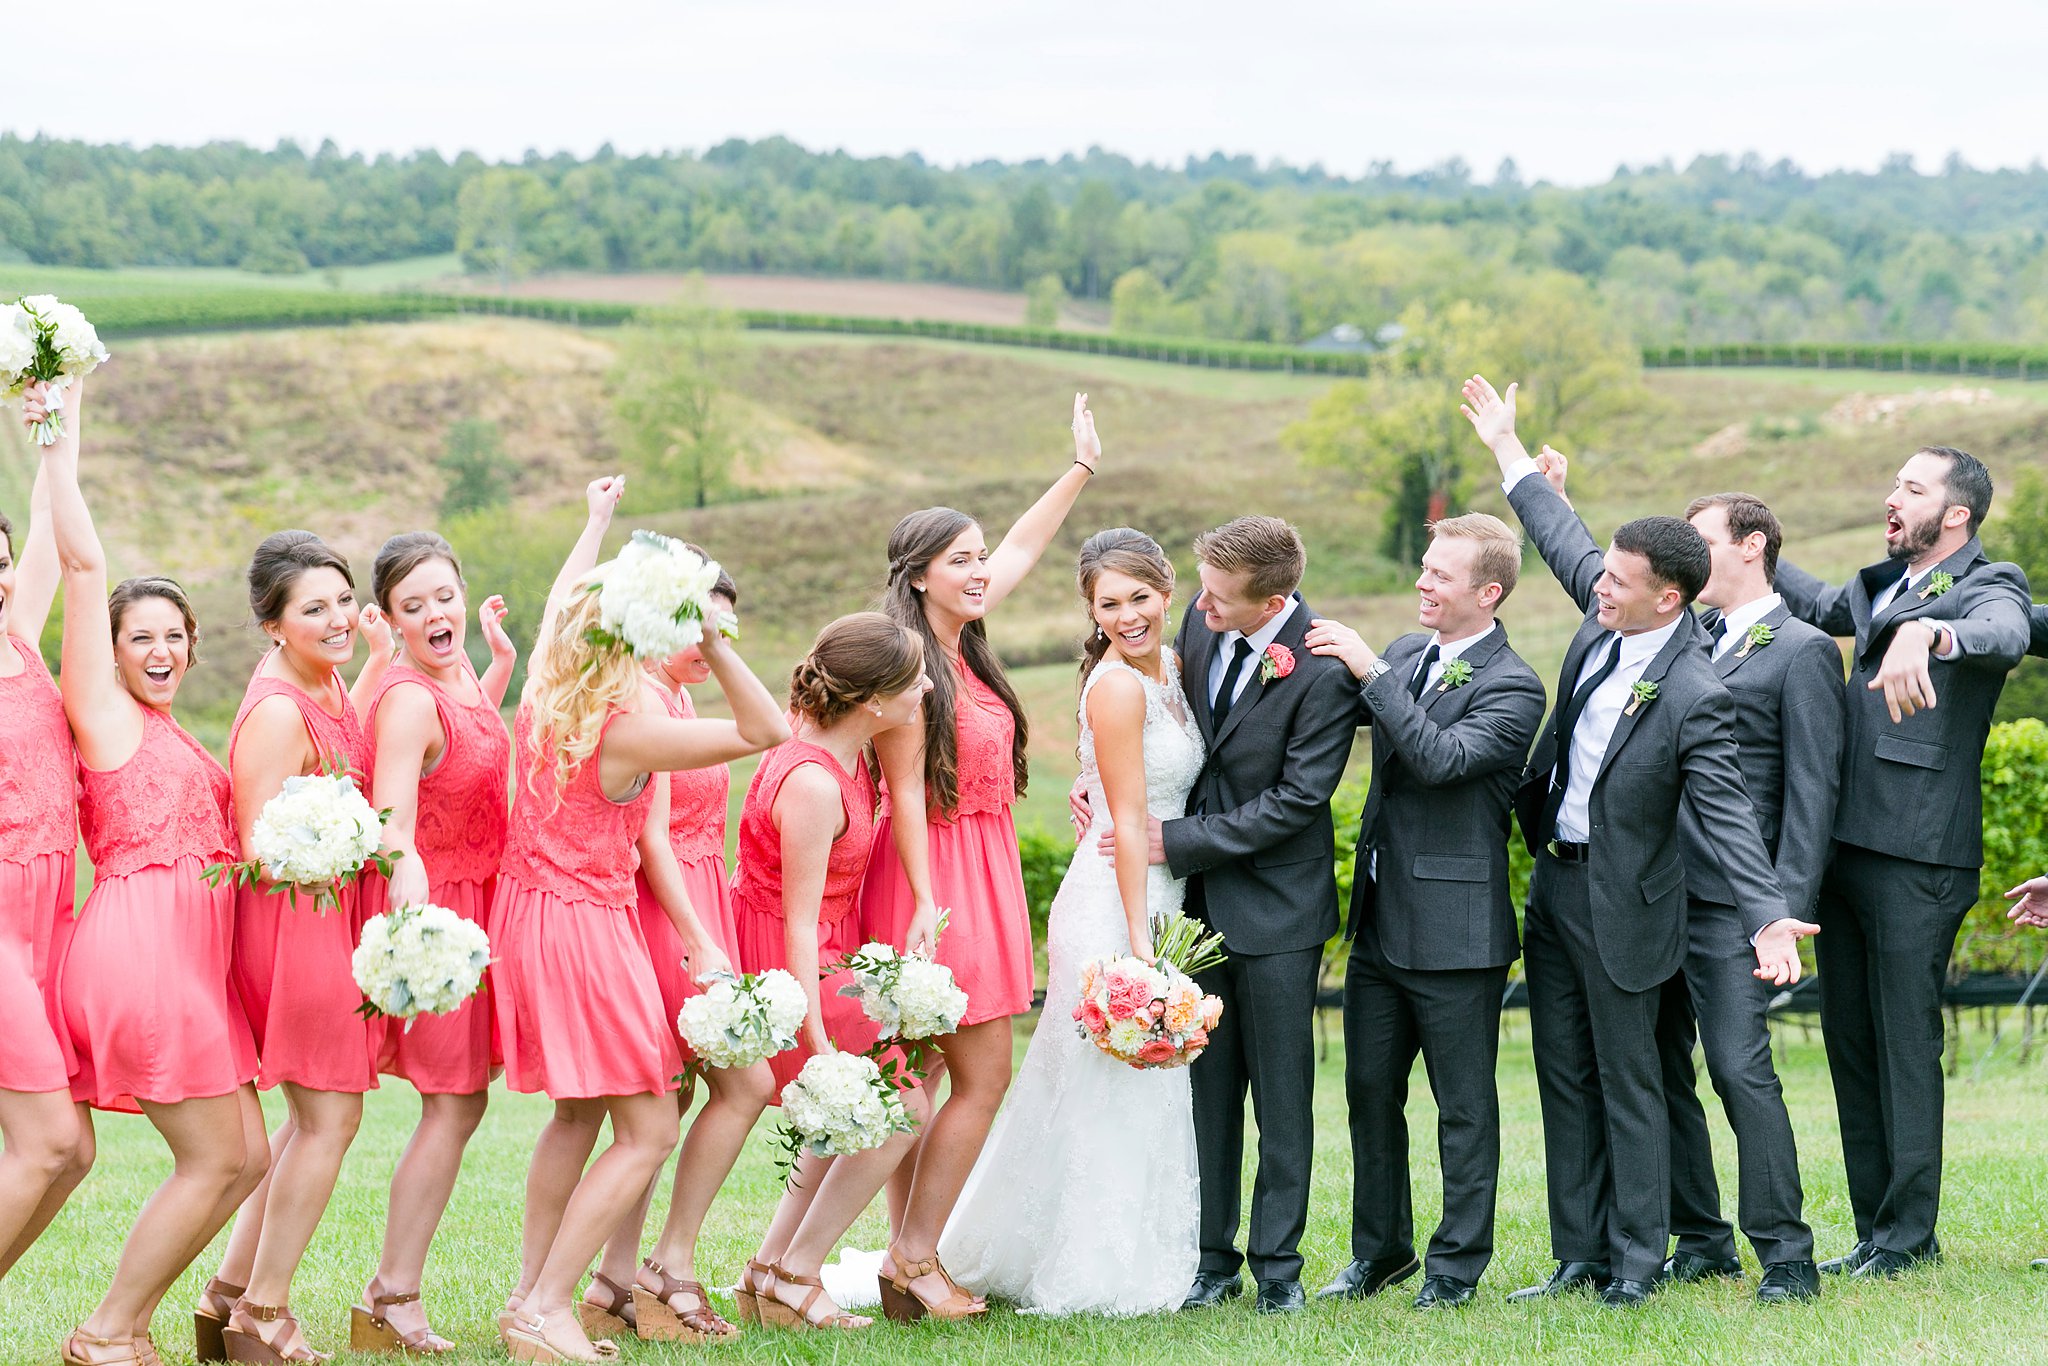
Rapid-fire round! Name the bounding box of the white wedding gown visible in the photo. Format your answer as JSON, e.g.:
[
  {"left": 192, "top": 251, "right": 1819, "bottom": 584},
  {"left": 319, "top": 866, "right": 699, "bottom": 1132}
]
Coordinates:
[{"left": 936, "top": 654, "right": 1207, "bottom": 1316}]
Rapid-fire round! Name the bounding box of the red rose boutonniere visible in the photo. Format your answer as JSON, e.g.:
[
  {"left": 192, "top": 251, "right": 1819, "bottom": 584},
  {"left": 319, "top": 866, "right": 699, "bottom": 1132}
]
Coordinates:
[{"left": 1259, "top": 643, "right": 1295, "bottom": 684}]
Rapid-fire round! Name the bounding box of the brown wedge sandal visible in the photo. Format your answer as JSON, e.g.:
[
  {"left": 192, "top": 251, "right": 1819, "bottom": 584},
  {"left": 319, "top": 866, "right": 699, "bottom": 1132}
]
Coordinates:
[
  {"left": 576, "top": 1272, "right": 637, "bottom": 1343},
  {"left": 505, "top": 1312, "right": 620, "bottom": 1364},
  {"left": 220, "top": 1304, "right": 329, "bottom": 1364},
  {"left": 879, "top": 1246, "right": 987, "bottom": 1324},
  {"left": 758, "top": 1265, "right": 869, "bottom": 1331},
  {"left": 731, "top": 1259, "right": 775, "bottom": 1325},
  {"left": 60, "top": 1330, "right": 141, "bottom": 1366},
  {"left": 349, "top": 1289, "right": 453, "bottom": 1356},
  {"left": 193, "top": 1278, "right": 245, "bottom": 1363},
  {"left": 632, "top": 1258, "right": 739, "bottom": 1342}
]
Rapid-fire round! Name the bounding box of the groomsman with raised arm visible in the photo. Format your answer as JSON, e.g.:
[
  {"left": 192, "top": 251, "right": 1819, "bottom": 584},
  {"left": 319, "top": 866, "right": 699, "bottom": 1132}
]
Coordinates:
[
  {"left": 1460, "top": 375, "right": 1812, "bottom": 1309},
  {"left": 1525, "top": 456, "right": 1842, "bottom": 1305},
  {"left": 1772, "top": 446, "right": 2032, "bottom": 1278},
  {"left": 1300, "top": 514, "right": 1546, "bottom": 1311}
]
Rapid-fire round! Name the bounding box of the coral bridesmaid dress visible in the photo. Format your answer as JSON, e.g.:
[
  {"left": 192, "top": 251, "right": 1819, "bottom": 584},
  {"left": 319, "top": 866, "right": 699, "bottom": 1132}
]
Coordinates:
[
  {"left": 490, "top": 707, "right": 679, "bottom": 1099},
  {"left": 634, "top": 685, "right": 737, "bottom": 1057},
  {"left": 0, "top": 637, "right": 78, "bottom": 1094},
  {"left": 731, "top": 737, "right": 885, "bottom": 1093},
  {"left": 861, "top": 654, "right": 1034, "bottom": 1026},
  {"left": 228, "top": 664, "right": 381, "bottom": 1093},
  {"left": 366, "top": 661, "right": 510, "bottom": 1095},
  {"left": 59, "top": 701, "right": 256, "bottom": 1112}
]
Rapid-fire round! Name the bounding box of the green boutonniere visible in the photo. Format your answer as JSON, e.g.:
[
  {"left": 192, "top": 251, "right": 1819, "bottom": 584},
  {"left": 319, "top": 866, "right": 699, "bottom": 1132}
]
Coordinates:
[
  {"left": 1624, "top": 680, "right": 1658, "bottom": 716},
  {"left": 1919, "top": 570, "right": 1955, "bottom": 600},
  {"left": 1436, "top": 659, "right": 1475, "bottom": 692},
  {"left": 1734, "top": 622, "right": 1774, "bottom": 659}
]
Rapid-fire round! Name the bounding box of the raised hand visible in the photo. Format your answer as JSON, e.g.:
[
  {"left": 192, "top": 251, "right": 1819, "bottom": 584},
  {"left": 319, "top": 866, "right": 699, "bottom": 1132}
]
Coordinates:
[
  {"left": 358, "top": 602, "right": 396, "bottom": 660},
  {"left": 1459, "top": 375, "right": 1518, "bottom": 452},
  {"left": 1536, "top": 445, "right": 1571, "bottom": 501},
  {"left": 586, "top": 474, "right": 626, "bottom": 526},
  {"left": 1071, "top": 392, "right": 1101, "bottom": 473},
  {"left": 478, "top": 594, "right": 514, "bottom": 662},
  {"left": 1752, "top": 916, "right": 1820, "bottom": 985},
  {"left": 2006, "top": 876, "right": 2048, "bottom": 928},
  {"left": 1304, "top": 617, "right": 1380, "bottom": 680}
]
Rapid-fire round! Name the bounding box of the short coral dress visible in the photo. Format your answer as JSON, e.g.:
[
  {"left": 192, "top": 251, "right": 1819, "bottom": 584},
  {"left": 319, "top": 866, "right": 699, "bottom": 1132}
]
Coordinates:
[{"left": 0, "top": 637, "right": 78, "bottom": 1094}]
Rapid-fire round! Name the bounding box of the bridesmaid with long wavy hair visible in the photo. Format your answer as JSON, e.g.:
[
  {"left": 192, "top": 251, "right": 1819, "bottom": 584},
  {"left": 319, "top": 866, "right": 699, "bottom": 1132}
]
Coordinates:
[
  {"left": 30, "top": 380, "right": 268, "bottom": 1366},
  {"left": 861, "top": 394, "right": 1102, "bottom": 1316},
  {"left": 492, "top": 482, "right": 786, "bottom": 1363},
  {"left": 582, "top": 548, "right": 775, "bottom": 1347},
  {"left": 0, "top": 397, "right": 89, "bottom": 1290},
  {"left": 350, "top": 530, "right": 517, "bottom": 1355},
  {"left": 200, "top": 529, "right": 384, "bottom": 1364}
]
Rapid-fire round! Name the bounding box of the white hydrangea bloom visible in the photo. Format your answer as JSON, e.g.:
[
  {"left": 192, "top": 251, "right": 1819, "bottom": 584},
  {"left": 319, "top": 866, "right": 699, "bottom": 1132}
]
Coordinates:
[
  {"left": 0, "top": 306, "right": 34, "bottom": 376},
  {"left": 677, "top": 968, "right": 807, "bottom": 1069},
  {"left": 779, "top": 1051, "right": 910, "bottom": 1157},
  {"left": 248, "top": 773, "right": 385, "bottom": 889},
  {"left": 352, "top": 903, "right": 490, "bottom": 1022},
  {"left": 593, "top": 531, "right": 730, "bottom": 660}
]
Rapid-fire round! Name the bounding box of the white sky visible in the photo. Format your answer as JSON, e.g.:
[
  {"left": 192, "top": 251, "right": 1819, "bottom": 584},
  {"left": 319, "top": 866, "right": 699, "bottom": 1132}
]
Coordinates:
[{"left": 6, "top": 0, "right": 2042, "bottom": 184}]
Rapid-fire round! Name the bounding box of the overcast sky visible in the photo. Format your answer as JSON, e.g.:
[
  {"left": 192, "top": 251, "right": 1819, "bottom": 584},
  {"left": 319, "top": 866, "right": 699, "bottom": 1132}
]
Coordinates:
[{"left": 8, "top": 0, "right": 2042, "bottom": 184}]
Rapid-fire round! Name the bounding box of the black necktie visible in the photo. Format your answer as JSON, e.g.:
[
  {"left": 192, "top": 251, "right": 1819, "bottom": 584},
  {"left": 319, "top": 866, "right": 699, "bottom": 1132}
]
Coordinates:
[
  {"left": 1707, "top": 616, "right": 1727, "bottom": 653},
  {"left": 1883, "top": 569, "right": 1915, "bottom": 612},
  {"left": 1541, "top": 633, "right": 1624, "bottom": 839},
  {"left": 1408, "top": 643, "right": 1441, "bottom": 701},
  {"left": 1211, "top": 638, "right": 1255, "bottom": 728}
]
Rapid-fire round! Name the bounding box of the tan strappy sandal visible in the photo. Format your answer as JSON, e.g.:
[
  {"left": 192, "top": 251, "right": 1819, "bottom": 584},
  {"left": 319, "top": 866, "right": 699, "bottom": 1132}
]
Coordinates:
[
  {"left": 60, "top": 1330, "right": 141, "bottom": 1366},
  {"left": 221, "top": 1303, "right": 329, "bottom": 1364},
  {"left": 576, "top": 1271, "right": 637, "bottom": 1343},
  {"left": 731, "top": 1259, "right": 775, "bottom": 1325},
  {"left": 879, "top": 1245, "right": 987, "bottom": 1323},
  {"left": 193, "top": 1278, "right": 245, "bottom": 1363},
  {"left": 632, "top": 1259, "right": 739, "bottom": 1342},
  {"left": 348, "top": 1288, "right": 453, "bottom": 1355},
  {"left": 758, "top": 1264, "right": 869, "bottom": 1331},
  {"left": 504, "top": 1312, "right": 619, "bottom": 1364}
]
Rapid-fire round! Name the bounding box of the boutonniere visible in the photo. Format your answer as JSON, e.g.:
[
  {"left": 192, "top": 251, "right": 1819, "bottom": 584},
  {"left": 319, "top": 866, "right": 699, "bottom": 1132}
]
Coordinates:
[
  {"left": 1624, "top": 680, "right": 1658, "bottom": 716},
  {"left": 1918, "top": 570, "right": 1955, "bottom": 600},
  {"left": 1436, "top": 659, "right": 1474, "bottom": 692},
  {"left": 1258, "top": 643, "right": 1295, "bottom": 684},
  {"left": 1734, "top": 622, "right": 1773, "bottom": 659}
]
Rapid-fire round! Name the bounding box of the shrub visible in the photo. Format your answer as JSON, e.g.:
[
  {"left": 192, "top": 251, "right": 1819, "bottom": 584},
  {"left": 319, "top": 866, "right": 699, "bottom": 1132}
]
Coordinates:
[{"left": 1962, "top": 718, "right": 2048, "bottom": 970}]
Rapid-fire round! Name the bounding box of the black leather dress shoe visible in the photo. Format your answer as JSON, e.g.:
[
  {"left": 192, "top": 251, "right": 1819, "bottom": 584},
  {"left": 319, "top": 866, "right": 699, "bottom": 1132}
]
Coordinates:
[
  {"left": 1597, "top": 1278, "right": 1655, "bottom": 1308},
  {"left": 1756, "top": 1260, "right": 1821, "bottom": 1303},
  {"left": 1506, "top": 1260, "right": 1611, "bottom": 1302},
  {"left": 1819, "top": 1240, "right": 1876, "bottom": 1275},
  {"left": 1255, "top": 1279, "right": 1306, "bottom": 1314},
  {"left": 1181, "top": 1272, "right": 1244, "bottom": 1309},
  {"left": 1661, "top": 1251, "right": 1744, "bottom": 1284},
  {"left": 1851, "top": 1238, "right": 1940, "bottom": 1279},
  {"left": 1314, "top": 1253, "right": 1420, "bottom": 1300},
  {"left": 1412, "top": 1275, "right": 1476, "bottom": 1310}
]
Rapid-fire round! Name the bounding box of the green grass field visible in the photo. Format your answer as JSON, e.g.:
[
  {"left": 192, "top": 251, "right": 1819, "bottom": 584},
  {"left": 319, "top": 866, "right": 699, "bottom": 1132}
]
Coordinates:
[{"left": 8, "top": 1020, "right": 2048, "bottom": 1365}]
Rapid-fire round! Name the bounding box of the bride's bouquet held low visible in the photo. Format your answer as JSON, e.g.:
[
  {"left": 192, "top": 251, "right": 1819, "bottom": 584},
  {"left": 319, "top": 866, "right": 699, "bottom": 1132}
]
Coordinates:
[
  {"left": 1074, "top": 914, "right": 1227, "bottom": 1070},
  {"left": 202, "top": 764, "right": 397, "bottom": 912},
  {"left": 351, "top": 903, "right": 492, "bottom": 1029},
  {"left": 584, "top": 530, "right": 741, "bottom": 659},
  {"left": 1, "top": 295, "right": 109, "bottom": 446}
]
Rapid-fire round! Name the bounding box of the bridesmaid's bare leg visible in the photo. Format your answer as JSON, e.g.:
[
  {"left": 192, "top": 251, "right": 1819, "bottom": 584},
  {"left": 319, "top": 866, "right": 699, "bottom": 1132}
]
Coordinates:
[
  {"left": 0, "top": 1091, "right": 88, "bottom": 1279},
  {"left": 369, "top": 1088, "right": 488, "bottom": 1346},
  {"left": 770, "top": 1088, "right": 930, "bottom": 1328},
  {"left": 877, "top": 1060, "right": 946, "bottom": 1280},
  {"left": 214, "top": 1110, "right": 293, "bottom": 1286},
  {"left": 894, "top": 1020, "right": 1010, "bottom": 1305},
  {"left": 639, "top": 1061, "right": 774, "bottom": 1296},
  {"left": 512, "top": 1099, "right": 606, "bottom": 1306},
  {"left": 231, "top": 1086, "right": 362, "bottom": 1358},
  {"left": 141, "top": 1087, "right": 267, "bottom": 1337},
  {"left": 590, "top": 1168, "right": 660, "bottom": 1294}
]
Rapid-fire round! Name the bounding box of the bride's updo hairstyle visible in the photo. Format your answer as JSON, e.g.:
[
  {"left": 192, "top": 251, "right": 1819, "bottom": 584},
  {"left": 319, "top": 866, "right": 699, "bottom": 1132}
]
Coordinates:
[
  {"left": 1075, "top": 527, "right": 1175, "bottom": 689},
  {"left": 789, "top": 612, "right": 925, "bottom": 727}
]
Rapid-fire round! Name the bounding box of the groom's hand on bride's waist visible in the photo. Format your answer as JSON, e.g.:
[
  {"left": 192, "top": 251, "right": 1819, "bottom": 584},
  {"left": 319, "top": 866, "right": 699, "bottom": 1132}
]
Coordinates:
[{"left": 1095, "top": 816, "right": 1166, "bottom": 866}]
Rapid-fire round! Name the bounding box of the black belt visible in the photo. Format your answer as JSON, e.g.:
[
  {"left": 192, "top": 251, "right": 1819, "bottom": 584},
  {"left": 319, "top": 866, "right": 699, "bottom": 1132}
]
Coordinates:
[{"left": 1546, "top": 840, "right": 1591, "bottom": 864}]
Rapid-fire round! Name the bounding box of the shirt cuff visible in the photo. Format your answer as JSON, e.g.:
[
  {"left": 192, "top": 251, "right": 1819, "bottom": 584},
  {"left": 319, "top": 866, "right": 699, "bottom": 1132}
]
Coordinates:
[
  {"left": 1501, "top": 456, "right": 1540, "bottom": 496},
  {"left": 1932, "top": 622, "right": 1962, "bottom": 660}
]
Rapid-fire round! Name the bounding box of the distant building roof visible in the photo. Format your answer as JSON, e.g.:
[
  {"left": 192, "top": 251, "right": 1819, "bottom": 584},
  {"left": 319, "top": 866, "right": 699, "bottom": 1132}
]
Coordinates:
[{"left": 1302, "top": 322, "right": 1373, "bottom": 352}]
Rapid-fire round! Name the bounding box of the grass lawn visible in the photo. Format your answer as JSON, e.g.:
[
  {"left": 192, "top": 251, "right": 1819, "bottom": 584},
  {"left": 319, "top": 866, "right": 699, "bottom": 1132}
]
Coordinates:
[{"left": 8, "top": 1018, "right": 2048, "bottom": 1365}]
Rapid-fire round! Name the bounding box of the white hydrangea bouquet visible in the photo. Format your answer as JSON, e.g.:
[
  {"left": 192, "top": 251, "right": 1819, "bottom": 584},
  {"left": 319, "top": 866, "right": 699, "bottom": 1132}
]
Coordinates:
[
  {"left": 835, "top": 938, "right": 968, "bottom": 1062},
  {"left": 352, "top": 903, "right": 491, "bottom": 1028},
  {"left": 772, "top": 1050, "right": 915, "bottom": 1184},
  {"left": 203, "top": 767, "right": 396, "bottom": 913},
  {"left": 1, "top": 295, "right": 110, "bottom": 447},
  {"left": 677, "top": 968, "right": 808, "bottom": 1070},
  {"left": 585, "top": 530, "right": 740, "bottom": 659}
]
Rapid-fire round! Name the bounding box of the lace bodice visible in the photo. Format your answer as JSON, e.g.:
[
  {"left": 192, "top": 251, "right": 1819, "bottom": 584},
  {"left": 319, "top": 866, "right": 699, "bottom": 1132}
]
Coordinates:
[
  {"left": 731, "top": 739, "right": 875, "bottom": 930},
  {"left": 656, "top": 686, "right": 729, "bottom": 865},
  {"left": 78, "top": 702, "right": 233, "bottom": 878},
  {"left": 1077, "top": 654, "right": 1205, "bottom": 844},
  {"left": 228, "top": 662, "right": 375, "bottom": 856},
  {"left": 0, "top": 637, "right": 76, "bottom": 862},
  {"left": 367, "top": 663, "right": 511, "bottom": 888},
  {"left": 501, "top": 706, "right": 654, "bottom": 907}
]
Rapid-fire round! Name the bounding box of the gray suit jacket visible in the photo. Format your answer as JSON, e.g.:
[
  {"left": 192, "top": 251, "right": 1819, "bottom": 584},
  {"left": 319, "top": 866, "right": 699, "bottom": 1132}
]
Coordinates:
[
  {"left": 2031, "top": 602, "right": 2048, "bottom": 658},
  {"left": 1777, "top": 538, "right": 2031, "bottom": 868},
  {"left": 1161, "top": 596, "right": 1361, "bottom": 955},
  {"left": 1509, "top": 478, "right": 1791, "bottom": 991},
  {"left": 1350, "top": 627, "right": 1546, "bottom": 971}
]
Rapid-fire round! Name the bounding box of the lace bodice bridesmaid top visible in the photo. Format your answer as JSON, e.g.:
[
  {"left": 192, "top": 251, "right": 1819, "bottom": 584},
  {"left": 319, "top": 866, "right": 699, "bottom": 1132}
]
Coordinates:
[
  {"left": 78, "top": 703, "right": 233, "bottom": 878},
  {"left": 732, "top": 738, "right": 875, "bottom": 929},
  {"left": 367, "top": 663, "right": 511, "bottom": 886},
  {"left": 501, "top": 706, "right": 654, "bottom": 908},
  {"left": 656, "top": 685, "right": 729, "bottom": 864},
  {"left": 228, "top": 664, "right": 375, "bottom": 854},
  {"left": 0, "top": 637, "right": 78, "bottom": 862}
]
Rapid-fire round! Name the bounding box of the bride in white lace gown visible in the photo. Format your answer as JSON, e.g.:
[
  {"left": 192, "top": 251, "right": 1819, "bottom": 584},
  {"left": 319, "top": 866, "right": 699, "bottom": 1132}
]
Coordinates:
[{"left": 938, "top": 529, "right": 1206, "bottom": 1316}]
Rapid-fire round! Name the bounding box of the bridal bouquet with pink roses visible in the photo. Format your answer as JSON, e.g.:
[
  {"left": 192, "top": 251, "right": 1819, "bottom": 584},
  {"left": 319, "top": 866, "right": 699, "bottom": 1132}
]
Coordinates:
[{"left": 1072, "top": 915, "right": 1226, "bottom": 1070}]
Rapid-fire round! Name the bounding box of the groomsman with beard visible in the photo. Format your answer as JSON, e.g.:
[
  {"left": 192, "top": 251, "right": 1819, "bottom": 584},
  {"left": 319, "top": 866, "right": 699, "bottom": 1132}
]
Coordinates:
[
  {"left": 1300, "top": 515, "right": 1545, "bottom": 1311},
  {"left": 1773, "top": 446, "right": 2032, "bottom": 1277},
  {"left": 1523, "top": 457, "right": 1843, "bottom": 1304},
  {"left": 1460, "top": 375, "right": 1812, "bottom": 1308}
]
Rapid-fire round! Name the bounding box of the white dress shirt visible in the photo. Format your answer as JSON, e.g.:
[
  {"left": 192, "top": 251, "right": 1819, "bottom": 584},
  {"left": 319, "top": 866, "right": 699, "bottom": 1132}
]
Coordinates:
[
  {"left": 1208, "top": 595, "right": 1300, "bottom": 712},
  {"left": 1712, "top": 593, "right": 1782, "bottom": 659},
  {"left": 1553, "top": 616, "right": 1684, "bottom": 843},
  {"left": 1871, "top": 566, "right": 1963, "bottom": 658},
  {"left": 1406, "top": 621, "right": 1498, "bottom": 693}
]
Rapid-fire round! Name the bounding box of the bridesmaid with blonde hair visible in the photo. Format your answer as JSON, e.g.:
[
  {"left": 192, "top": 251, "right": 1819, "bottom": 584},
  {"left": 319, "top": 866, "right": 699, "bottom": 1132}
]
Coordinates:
[{"left": 492, "top": 481, "right": 787, "bottom": 1363}]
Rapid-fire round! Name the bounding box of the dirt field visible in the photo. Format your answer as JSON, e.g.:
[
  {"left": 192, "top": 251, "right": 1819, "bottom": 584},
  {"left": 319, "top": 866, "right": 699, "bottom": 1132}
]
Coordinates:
[{"left": 446, "top": 271, "right": 1109, "bottom": 330}]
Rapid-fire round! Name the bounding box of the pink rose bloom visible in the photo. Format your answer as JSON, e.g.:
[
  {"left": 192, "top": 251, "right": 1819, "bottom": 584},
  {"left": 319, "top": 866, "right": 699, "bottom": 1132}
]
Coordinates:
[
  {"left": 1263, "top": 643, "right": 1295, "bottom": 680},
  {"left": 1105, "top": 971, "right": 1152, "bottom": 1021},
  {"left": 1078, "top": 999, "right": 1108, "bottom": 1033},
  {"left": 1199, "top": 995, "right": 1224, "bottom": 1028},
  {"left": 1137, "top": 1039, "right": 1178, "bottom": 1065},
  {"left": 1186, "top": 1028, "right": 1209, "bottom": 1048}
]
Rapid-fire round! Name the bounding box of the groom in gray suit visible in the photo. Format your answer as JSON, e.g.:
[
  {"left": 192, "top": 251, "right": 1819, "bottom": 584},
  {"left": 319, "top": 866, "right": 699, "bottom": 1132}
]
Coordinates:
[{"left": 1090, "top": 516, "right": 1360, "bottom": 1314}]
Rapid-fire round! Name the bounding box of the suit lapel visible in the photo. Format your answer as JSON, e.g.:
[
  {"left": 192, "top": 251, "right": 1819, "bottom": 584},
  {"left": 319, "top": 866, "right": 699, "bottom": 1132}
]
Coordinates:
[
  {"left": 1594, "top": 614, "right": 1699, "bottom": 784},
  {"left": 1860, "top": 539, "right": 1989, "bottom": 662},
  {"left": 1713, "top": 602, "right": 1790, "bottom": 681},
  {"left": 1212, "top": 596, "right": 1308, "bottom": 751},
  {"left": 1422, "top": 623, "right": 1505, "bottom": 714},
  {"left": 1184, "top": 609, "right": 1220, "bottom": 745}
]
